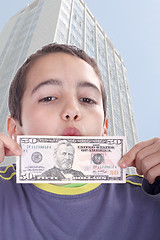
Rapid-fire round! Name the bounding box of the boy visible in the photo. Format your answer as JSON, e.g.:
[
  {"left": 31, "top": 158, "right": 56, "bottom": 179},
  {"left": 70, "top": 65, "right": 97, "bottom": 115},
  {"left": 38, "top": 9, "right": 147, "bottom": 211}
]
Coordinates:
[{"left": 0, "top": 43, "right": 160, "bottom": 240}]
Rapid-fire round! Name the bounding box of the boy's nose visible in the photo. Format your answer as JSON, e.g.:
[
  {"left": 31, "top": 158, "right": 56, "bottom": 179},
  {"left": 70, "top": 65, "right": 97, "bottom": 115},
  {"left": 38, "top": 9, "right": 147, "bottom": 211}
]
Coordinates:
[{"left": 61, "top": 99, "right": 81, "bottom": 121}]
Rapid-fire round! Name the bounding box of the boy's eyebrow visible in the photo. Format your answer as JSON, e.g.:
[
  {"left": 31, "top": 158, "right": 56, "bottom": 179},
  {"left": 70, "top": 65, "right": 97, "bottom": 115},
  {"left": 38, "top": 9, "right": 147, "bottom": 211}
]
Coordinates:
[
  {"left": 31, "top": 79, "right": 101, "bottom": 95},
  {"left": 31, "top": 79, "right": 62, "bottom": 95},
  {"left": 77, "top": 81, "right": 101, "bottom": 94}
]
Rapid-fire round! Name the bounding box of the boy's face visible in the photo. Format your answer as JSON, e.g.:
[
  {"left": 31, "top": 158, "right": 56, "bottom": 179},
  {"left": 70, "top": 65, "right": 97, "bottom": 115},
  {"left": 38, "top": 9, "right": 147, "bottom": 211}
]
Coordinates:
[{"left": 13, "top": 52, "right": 108, "bottom": 137}]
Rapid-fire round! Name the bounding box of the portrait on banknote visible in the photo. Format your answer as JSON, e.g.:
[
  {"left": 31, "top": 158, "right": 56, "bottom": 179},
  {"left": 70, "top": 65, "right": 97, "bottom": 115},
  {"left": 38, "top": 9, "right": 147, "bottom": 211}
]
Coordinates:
[{"left": 39, "top": 140, "right": 85, "bottom": 180}]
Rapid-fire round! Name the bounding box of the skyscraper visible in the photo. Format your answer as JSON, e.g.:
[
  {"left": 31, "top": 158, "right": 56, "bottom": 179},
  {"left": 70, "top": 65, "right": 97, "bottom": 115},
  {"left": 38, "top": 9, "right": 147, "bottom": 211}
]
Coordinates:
[{"left": 0, "top": 0, "right": 138, "bottom": 169}]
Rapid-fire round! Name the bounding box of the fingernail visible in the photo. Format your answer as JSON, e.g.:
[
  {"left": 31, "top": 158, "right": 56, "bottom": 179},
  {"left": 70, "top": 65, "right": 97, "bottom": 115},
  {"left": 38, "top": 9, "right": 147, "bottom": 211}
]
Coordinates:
[
  {"left": 119, "top": 160, "right": 126, "bottom": 168},
  {"left": 16, "top": 148, "right": 21, "bottom": 155}
]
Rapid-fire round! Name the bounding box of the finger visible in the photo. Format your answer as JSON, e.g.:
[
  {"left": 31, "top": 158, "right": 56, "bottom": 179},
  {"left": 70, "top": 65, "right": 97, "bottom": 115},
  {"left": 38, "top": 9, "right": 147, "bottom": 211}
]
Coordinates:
[
  {"left": 138, "top": 151, "right": 160, "bottom": 176},
  {"left": 0, "top": 140, "right": 5, "bottom": 163},
  {"left": 119, "top": 138, "right": 160, "bottom": 168},
  {"left": 135, "top": 140, "right": 160, "bottom": 174},
  {"left": 145, "top": 163, "right": 160, "bottom": 184},
  {"left": 0, "top": 133, "right": 21, "bottom": 157}
]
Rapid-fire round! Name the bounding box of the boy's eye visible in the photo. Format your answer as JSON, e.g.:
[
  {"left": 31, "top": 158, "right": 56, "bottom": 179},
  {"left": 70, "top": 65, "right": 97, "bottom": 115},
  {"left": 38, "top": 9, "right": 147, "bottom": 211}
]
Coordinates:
[
  {"left": 80, "top": 98, "right": 96, "bottom": 104},
  {"left": 39, "top": 96, "right": 56, "bottom": 102}
]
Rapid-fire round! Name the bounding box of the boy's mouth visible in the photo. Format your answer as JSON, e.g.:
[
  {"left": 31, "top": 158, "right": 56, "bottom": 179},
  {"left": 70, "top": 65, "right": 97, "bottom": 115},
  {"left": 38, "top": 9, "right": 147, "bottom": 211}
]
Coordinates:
[{"left": 62, "top": 127, "right": 81, "bottom": 136}]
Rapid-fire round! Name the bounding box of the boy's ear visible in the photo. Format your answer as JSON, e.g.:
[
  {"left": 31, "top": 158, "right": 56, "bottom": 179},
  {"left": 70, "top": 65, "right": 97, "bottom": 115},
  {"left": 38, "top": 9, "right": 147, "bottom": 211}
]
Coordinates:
[
  {"left": 7, "top": 116, "right": 21, "bottom": 139},
  {"left": 102, "top": 118, "right": 108, "bottom": 136}
]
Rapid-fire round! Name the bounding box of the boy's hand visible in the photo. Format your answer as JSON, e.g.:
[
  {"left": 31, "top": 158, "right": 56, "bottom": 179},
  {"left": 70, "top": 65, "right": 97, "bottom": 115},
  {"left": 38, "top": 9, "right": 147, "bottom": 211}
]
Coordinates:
[
  {"left": 119, "top": 137, "right": 160, "bottom": 184},
  {"left": 0, "top": 133, "right": 21, "bottom": 163}
]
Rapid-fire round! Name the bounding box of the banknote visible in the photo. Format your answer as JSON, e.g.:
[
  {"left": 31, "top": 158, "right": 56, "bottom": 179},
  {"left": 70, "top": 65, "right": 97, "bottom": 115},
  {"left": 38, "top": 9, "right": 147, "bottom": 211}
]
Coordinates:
[{"left": 16, "top": 136, "right": 126, "bottom": 183}]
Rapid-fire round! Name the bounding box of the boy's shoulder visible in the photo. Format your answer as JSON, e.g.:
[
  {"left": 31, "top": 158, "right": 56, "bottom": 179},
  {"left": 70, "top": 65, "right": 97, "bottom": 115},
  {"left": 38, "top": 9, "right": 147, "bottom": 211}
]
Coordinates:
[
  {"left": 126, "top": 174, "right": 143, "bottom": 186},
  {"left": 0, "top": 164, "right": 19, "bottom": 202},
  {"left": 126, "top": 173, "right": 160, "bottom": 197},
  {"left": 0, "top": 164, "right": 16, "bottom": 182}
]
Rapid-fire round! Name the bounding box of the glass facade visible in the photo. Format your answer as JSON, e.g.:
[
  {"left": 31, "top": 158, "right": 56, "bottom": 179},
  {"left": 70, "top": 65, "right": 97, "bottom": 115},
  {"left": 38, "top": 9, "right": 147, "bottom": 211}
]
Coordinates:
[
  {"left": 56, "top": 0, "right": 72, "bottom": 43},
  {"left": 85, "top": 12, "right": 96, "bottom": 59},
  {"left": 0, "top": 0, "right": 44, "bottom": 133},
  {"left": 69, "top": 0, "right": 84, "bottom": 48}
]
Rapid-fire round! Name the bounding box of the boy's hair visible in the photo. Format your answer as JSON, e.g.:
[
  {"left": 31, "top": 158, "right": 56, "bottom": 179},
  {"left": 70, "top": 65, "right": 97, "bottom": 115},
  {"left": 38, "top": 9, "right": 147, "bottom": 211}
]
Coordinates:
[{"left": 9, "top": 43, "right": 107, "bottom": 126}]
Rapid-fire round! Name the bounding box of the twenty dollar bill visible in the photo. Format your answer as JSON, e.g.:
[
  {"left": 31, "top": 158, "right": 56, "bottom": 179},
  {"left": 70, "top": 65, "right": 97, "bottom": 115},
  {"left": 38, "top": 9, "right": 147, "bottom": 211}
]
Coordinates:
[{"left": 17, "top": 136, "right": 126, "bottom": 183}]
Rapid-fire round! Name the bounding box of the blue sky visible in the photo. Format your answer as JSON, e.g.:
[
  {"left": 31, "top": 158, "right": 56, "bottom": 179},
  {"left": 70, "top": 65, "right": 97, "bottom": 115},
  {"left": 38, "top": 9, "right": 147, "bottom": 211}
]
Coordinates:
[{"left": 0, "top": 0, "right": 159, "bottom": 142}]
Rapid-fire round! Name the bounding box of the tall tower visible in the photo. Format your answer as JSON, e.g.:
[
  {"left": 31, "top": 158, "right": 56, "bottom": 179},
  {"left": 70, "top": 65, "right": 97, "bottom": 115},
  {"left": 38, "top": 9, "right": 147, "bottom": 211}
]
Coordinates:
[{"left": 0, "top": 0, "right": 138, "bottom": 168}]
